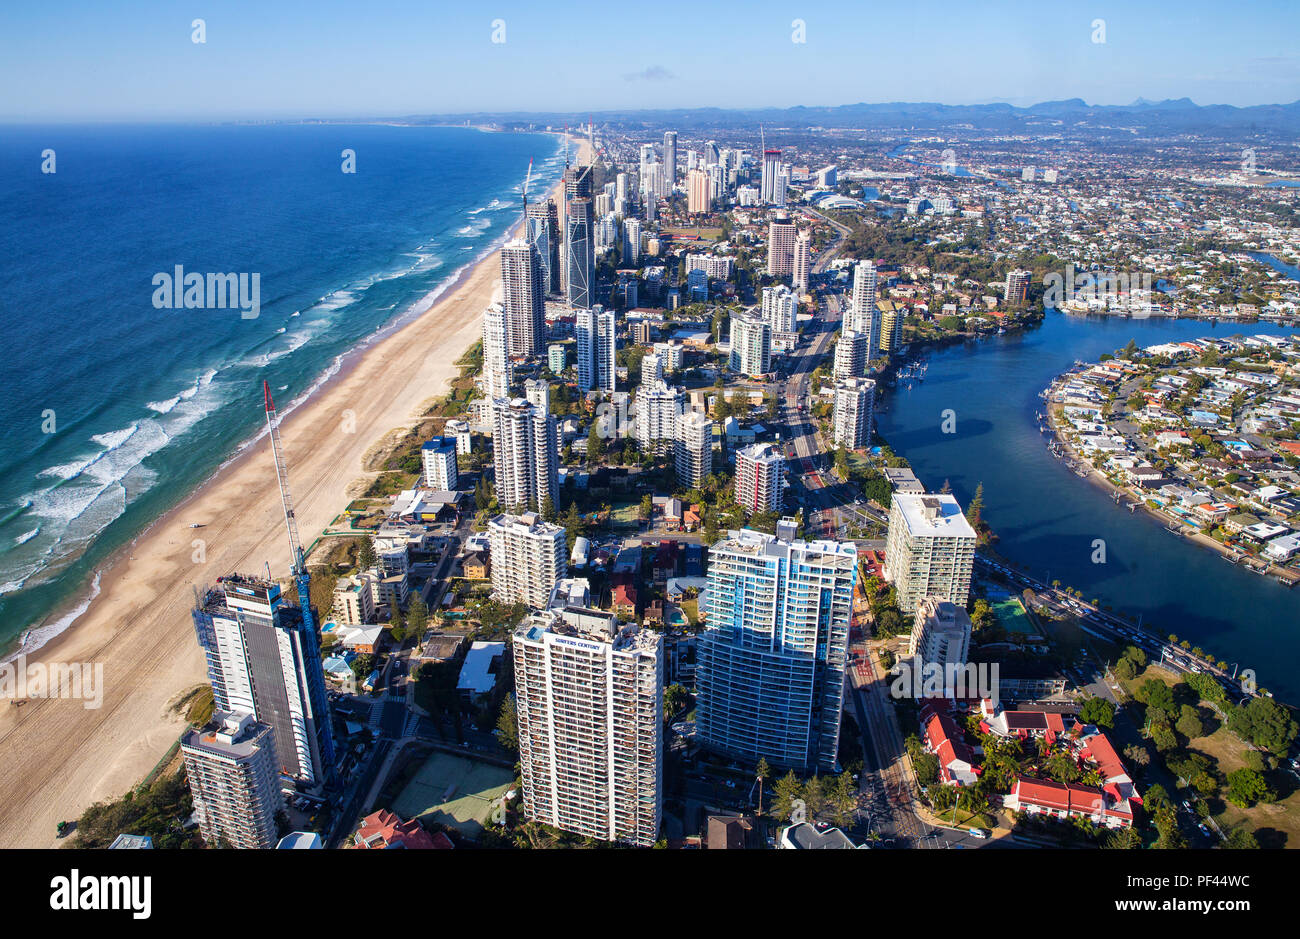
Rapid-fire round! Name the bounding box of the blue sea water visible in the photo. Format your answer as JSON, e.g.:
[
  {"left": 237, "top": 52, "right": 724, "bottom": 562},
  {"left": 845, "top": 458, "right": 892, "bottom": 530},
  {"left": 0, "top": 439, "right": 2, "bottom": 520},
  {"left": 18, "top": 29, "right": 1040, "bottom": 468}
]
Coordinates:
[{"left": 0, "top": 123, "right": 563, "bottom": 652}]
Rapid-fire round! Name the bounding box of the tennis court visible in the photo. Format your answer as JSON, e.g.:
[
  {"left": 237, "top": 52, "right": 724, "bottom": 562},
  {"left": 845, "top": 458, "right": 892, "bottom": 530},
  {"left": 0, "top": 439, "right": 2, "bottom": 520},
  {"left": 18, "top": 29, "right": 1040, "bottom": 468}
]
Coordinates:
[{"left": 391, "top": 751, "right": 514, "bottom": 837}]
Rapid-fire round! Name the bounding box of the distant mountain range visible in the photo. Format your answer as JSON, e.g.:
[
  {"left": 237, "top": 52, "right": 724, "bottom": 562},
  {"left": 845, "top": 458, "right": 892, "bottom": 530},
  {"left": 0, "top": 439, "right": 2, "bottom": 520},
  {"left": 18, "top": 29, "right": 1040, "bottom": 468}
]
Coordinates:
[{"left": 405, "top": 98, "right": 1300, "bottom": 138}]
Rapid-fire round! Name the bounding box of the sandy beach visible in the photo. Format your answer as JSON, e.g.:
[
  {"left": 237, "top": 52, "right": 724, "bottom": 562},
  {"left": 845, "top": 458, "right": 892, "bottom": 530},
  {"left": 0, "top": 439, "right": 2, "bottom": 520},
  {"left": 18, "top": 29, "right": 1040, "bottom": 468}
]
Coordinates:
[{"left": 0, "top": 137, "right": 588, "bottom": 848}]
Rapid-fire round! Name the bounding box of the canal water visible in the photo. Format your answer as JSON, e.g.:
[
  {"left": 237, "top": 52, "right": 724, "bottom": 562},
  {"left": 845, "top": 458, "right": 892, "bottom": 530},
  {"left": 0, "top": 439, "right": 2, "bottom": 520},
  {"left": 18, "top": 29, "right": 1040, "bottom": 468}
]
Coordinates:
[{"left": 874, "top": 312, "right": 1300, "bottom": 700}]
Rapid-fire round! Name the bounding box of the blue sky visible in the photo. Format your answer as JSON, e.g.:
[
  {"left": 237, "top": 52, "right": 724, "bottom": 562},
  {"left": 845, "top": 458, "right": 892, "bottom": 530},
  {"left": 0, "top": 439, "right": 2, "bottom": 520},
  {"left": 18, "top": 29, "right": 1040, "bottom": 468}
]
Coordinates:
[{"left": 2, "top": 0, "right": 1297, "bottom": 120}]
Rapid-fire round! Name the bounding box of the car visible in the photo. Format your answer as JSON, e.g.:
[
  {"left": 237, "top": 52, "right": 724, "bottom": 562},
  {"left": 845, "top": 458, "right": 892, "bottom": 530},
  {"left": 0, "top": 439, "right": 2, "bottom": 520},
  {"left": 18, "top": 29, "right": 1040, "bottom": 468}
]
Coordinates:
[{"left": 1181, "top": 800, "right": 1192, "bottom": 811}]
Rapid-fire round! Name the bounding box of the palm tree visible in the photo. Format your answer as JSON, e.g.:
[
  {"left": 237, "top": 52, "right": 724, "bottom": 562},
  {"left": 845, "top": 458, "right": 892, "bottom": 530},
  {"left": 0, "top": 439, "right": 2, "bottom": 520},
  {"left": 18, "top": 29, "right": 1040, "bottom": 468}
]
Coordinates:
[{"left": 755, "top": 758, "right": 770, "bottom": 815}]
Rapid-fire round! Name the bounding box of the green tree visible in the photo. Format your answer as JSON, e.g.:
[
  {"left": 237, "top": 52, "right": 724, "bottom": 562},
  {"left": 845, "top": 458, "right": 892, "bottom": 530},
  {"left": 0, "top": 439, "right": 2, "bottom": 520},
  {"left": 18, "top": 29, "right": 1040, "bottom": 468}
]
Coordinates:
[
  {"left": 664, "top": 683, "right": 689, "bottom": 722},
  {"left": 755, "top": 758, "right": 771, "bottom": 816},
  {"left": 772, "top": 771, "right": 803, "bottom": 822},
  {"left": 1226, "top": 697, "right": 1299, "bottom": 754},
  {"left": 407, "top": 594, "right": 429, "bottom": 638},
  {"left": 496, "top": 694, "right": 518, "bottom": 752},
  {"left": 1223, "top": 827, "right": 1260, "bottom": 850},
  {"left": 1175, "top": 704, "right": 1204, "bottom": 741},
  {"left": 1225, "top": 768, "right": 1275, "bottom": 808},
  {"left": 357, "top": 537, "right": 376, "bottom": 571},
  {"left": 1079, "top": 696, "right": 1116, "bottom": 729}
]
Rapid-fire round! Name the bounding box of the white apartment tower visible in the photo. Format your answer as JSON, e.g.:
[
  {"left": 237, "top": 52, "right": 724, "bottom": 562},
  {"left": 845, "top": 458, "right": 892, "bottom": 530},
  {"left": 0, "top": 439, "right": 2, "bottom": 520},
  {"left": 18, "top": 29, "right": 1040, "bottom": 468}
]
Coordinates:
[
  {"left": 640, "top": 352, "right": 664, "bottom": 386},
  {"left": 420, "top": 436, "right": 458, "bottom": 490},
  {"left": 481, "top": 302, "right": 514, "bottom": 401},
  {"left": 734, "top": 441, "right": 783, "bottom": 514},
  {"left": 575, "top": 305, "right": 616, "bottom": 395},
  {"left": 792, "top": 231, "right": 812, "bottom": 293},
  {"left": 675, "top": 409, "right": 714, "bottom": 489},
  {"left": 833, "top": 329, "right": 868, "bottom": 381},
  {"left": 653, "top": 340, "right": 684, "bottom": 374},
  {"left": 761, "top": 285, "right": 797, "bottom": 334},
  {"left": 907, "top": 596, "right": 973, "bottom": 673},
  {"left": 182, "top": 710, "right": 284, "bottom": 849},
  {"left": 884, "top": 493, "right": 977, "bottom": 614},
  {"left": 696, "top": 527, "right": 856, "bottom": 771},
  {"left": 849, "top": 260, "right": 882, "bottom": 352},
  {"left": 623, "top": 217, "right": 642, "bottom": 264},
  {"left": 760, "top": 149, "right": 783, "bottom": 204},
  {"left": 513, "top": 606, "right": 663, "bottom": 846},
  {"left": 491, "top": 397, "right": 559, "bottom": 514},
  {"left": 501, "top": 239, "right": 546, "bottom": 356},
  {"left": 729, "top": 314, "right": 771, "bottom": 377},
  {"left": 488, "top": 512, "right": 568, "bottom": 609},
  {"left": 832, "top": 377, "right": 875, "bottom": 450},
  {"left": 635, "top": 379, "right": 685, "bottom": 457}
]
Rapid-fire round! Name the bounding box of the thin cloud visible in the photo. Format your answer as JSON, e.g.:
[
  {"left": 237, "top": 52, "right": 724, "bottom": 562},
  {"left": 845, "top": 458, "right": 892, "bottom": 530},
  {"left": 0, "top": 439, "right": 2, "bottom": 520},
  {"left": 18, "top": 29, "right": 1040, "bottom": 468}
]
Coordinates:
[{"left": 623, "top": 65, "right": 676, "bottom": 82}]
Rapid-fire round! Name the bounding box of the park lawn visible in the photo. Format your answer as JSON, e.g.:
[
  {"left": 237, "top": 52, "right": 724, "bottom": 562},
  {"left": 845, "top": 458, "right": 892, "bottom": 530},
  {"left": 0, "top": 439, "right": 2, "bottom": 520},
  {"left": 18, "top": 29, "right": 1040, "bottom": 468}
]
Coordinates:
[
  {"left": 680, "top": 599, "right": 699, "bottom": 625},
  {"left": 1185, "top": 724, "right": 1300, "bottom": 847}
]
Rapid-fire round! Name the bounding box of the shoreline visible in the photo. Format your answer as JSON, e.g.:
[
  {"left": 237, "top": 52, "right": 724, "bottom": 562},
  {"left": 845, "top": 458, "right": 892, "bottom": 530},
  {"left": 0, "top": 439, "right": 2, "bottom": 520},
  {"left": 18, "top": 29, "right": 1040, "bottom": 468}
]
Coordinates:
[
  {"left": 0, "top": 138, "right": 588, "bottom": 847},
  {"left": 1042, "top": 389, "right": 1300, "bottom": 588}
]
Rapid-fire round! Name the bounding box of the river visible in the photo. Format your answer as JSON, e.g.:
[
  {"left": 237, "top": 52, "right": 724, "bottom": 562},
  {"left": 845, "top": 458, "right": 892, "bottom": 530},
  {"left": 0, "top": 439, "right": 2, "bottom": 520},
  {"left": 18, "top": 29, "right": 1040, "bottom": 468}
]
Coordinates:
[{"left": 874, "top": 312, "right": 1300, "bottom": 700}]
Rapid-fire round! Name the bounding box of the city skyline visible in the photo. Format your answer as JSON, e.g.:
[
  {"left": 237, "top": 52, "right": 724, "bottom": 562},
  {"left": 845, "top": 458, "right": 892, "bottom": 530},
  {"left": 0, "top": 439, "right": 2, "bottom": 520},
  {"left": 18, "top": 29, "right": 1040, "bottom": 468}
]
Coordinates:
[{"left": 3, "top": 1, "right": 1299, "bottom": 121}]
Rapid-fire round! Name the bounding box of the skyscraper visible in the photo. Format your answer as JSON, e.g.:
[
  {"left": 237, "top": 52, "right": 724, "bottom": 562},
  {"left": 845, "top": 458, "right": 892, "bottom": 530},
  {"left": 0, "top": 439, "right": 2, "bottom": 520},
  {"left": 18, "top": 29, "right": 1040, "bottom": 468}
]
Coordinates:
[
  {"left": 849, "top": 260, "right": 882, "bottom": 353},
  {"left": 526, "top": 199, "right": 562, "bottom": 295},
  {"left": 760, "top": 149, "right": 783, "bottom": 204},
  {"left": 1005, "top": 269, "right": 1031, "bottom": 306},
  {"left": 696, "top": 527, "right": 856, "bottom": 771},
  {"left": 907, "top": 596, "right": 973, "bottom": 673},
  {"left": 623, "top": 217, "right": 642, "bottom": 264},
  {"left": 687, "top": 168, "right": 710, "bottom": 215},
  {"left": 191, "top": 575, "right": 334, "bottom": 787},
  {"left": 766, "top": 218, "right": 797, "bottom": 277},
  {"left": 833, "top": 329, "right": 867, "bottom": 381},
  {"left": 662, "top": 130, "right": 678, "bottom": 188},
  {"left": 879, "top": 307, "right": 905, "bottom": 355},
  {"left": 634, "top": 379, "right": 684, "bottom": 457},
  {"left": 513, "top": 605, "right": 662, "bottom": 846},
  {"left": 792, "top": 231, "right": 812, "bottom": 292},
  {"left": 729, "top": 314, "right": 771, "bottom": 377},
  {"left": 420, "top": 436, "right": 458, "bottom": 490},
  {"left": 182, "top": 710, "right": 283, "bottom": 849},
  {"left": 491, "top": 397, "right": 558, "bottom": 513},
  {"left": 565, "top": 198, "right": 595, "bottom": 310},
  {"left": 481, "top": 302, "right": 514, "bottom": 400},
  {"left": 832, "top": 377, "right": 875, "bottom": 450},
  {"left": 501, "top": 239, "right": 546, "bottom": 356},
  {"left": 487, "top": 511, "right": 567, "bottom": 608},
  {"left": 675, "top": 409, "right": 713, "bottom": 489},
  {"left": 884, "top": 493, "right": 977, "bottom": 614},
  {"left": 734, "top": 442, "right": 783, "bottom": 514},
  {"left": 575, "top": 305, "right": 616, "bottom": 394},
  {"left": 761, "top": 284, "right": 797, "bottom": 335}
]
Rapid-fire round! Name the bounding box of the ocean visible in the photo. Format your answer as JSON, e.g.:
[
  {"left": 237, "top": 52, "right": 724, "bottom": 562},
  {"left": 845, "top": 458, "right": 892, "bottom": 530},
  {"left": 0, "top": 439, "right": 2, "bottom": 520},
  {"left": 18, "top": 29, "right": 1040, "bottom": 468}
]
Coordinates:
[{"left": 0, "top": 123, "right": 564, "bottom": 655}]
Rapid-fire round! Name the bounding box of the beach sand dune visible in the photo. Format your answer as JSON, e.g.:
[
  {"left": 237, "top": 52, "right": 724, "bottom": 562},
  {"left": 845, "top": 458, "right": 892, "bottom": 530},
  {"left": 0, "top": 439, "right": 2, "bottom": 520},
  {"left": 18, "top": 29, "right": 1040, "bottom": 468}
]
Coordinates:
[{"left": 0, "top": 143, "right": 587, "bottom": 847}]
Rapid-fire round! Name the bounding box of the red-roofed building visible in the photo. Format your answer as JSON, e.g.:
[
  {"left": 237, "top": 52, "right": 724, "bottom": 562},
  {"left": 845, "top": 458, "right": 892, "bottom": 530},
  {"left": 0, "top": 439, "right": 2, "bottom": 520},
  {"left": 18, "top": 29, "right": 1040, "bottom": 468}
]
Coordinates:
[
  {"left": 1004, "top": 776, "right": 1133, "bottom": 828},
  {"left": 352, "top": 809, "right": 452, "bottom": 849},
  {"left": 920, "top": 703, "right": 978, "bottom": 786},
  {"left": 612, "top": 581, "right": 638, "bottom": 618},
  {"left": 979, "top": 698, "right": 1067, "bottom": 743}
]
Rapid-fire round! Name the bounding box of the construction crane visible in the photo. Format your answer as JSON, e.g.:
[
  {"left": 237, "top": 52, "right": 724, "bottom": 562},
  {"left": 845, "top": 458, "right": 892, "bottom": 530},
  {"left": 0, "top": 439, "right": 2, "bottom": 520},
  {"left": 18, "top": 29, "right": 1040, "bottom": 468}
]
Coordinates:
[{"left": 262, "top": 380, "right": 339, "bottom": 788}]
